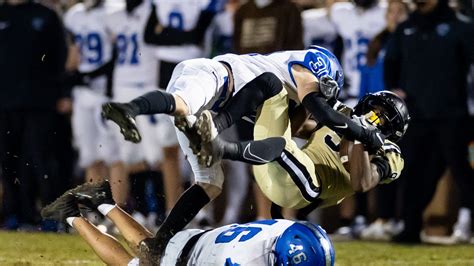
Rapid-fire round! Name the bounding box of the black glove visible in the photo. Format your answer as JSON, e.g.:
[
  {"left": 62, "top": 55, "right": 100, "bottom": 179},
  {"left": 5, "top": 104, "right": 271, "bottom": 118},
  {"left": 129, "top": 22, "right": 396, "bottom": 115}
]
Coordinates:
[
  {"left": 363, "top": 129, "right": 385, "bottom": 154},
  {"left": 351, "top": 115, "right": 385, "bottom": 153}
]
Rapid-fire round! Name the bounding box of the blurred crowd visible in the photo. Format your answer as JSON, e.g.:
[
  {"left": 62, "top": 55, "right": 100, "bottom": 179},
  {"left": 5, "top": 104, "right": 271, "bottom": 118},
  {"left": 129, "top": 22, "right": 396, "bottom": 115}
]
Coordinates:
[{"left": 0, "top": 0, "right": 473, "bottom": 245}]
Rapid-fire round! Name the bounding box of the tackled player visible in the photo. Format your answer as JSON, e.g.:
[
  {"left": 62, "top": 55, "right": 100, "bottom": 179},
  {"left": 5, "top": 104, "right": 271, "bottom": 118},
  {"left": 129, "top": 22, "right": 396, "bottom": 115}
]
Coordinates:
[
  {"left": 102, "top": 45, "right": 387, "bottom": 260},
  {"left": 41, "top": 181, "right": 335, "bottom": 266}
]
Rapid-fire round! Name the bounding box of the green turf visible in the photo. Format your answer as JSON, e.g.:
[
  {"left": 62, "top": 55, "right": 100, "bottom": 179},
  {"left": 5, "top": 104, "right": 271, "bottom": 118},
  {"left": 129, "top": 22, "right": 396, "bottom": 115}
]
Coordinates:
[{"left": 0, "top": 231, "right": 474, "bottom": 265}]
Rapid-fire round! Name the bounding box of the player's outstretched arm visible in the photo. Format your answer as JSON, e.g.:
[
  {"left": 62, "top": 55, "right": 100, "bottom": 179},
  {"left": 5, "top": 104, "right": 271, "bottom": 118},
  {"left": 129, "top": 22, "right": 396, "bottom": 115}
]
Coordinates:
[
  {"left": 72, "top": 217, "right": 134, "bottom": 265},
  {"left": 105, "top": 206, "right": 153, "bottom": 254},
  {"left": 291, "top": 65, "right": 384, "bottom": 152}
]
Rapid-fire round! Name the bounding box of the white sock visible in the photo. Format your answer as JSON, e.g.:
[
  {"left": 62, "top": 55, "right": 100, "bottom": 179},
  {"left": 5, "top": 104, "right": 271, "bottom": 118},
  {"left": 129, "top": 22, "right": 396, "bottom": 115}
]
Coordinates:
[
  {"left": 66, "top": 217, "right": 77, "bottom": 227},
  {"left": 458, "top": 207, "right": 471, "bottom": 225},
  {"left": 98, "top": 204, "right": 116, "bottom": 216}
]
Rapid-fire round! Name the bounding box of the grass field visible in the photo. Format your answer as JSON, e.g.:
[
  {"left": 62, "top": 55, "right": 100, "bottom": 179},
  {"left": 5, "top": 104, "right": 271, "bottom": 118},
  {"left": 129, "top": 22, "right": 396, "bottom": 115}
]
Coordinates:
[{"left": 1, "top": 231, "right": 474, "bottom": 265}]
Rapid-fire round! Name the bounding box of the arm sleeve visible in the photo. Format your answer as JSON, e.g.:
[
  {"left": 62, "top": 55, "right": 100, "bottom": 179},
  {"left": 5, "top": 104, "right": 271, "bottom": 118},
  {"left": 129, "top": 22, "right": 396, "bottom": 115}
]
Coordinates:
[
  {"left": 383, "top": 27, "right": 402, "bottom": 89},
  {"left": 301, "top": 92, "right": 369, "bottom": 141}
]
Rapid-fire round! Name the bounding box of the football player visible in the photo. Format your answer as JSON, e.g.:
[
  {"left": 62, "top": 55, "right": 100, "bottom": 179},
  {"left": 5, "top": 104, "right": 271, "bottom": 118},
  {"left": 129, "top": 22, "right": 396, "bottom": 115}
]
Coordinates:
[
  {"left": 195, "top": 91, "right": 409, "bottom": 213},
  {"left": 104, "top": 0, "right": 182, "bottom": 216},
  {"left": 41, "top": 181, "right": 335, "bottom": 266},
  {"left": 101, "top": 45, "right": 385, "bottom": 257},
  {"left": 330, "top": 0, "right": 387, "bottom": 106},
  {"left": 64, "top": 0, "right": 128, "bottom": 206}
]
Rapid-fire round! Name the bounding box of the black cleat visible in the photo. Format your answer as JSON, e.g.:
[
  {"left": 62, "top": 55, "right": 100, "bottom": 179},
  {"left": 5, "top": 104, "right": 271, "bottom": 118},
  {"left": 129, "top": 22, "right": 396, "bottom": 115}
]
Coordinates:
[
  {"left": 41, "top": 193, "right": 80, "bottom": 223},
  {"left": 174, "top": 115, "right": 201, "bottom": 154},
  {"left": 102, "top": 102, "right": 142, "bottom": 143},
  {"left": 69, "top": 180, "right": 114, "bottom": 210}
]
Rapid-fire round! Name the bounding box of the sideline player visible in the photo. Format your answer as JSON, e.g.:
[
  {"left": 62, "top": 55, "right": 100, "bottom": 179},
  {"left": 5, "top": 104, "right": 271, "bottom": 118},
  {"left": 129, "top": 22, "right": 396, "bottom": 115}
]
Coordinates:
[
  {"left": 64, "top": 0, "right": 127, "bottom": 205},
  {"left": 195, "top": 91, "right": 409, "bottom": 212},
  {"left": 41, "top": 181, "right": 335, "bottom": 266},
  {"left": 105, "top": 0, "right": 181, "bottom": 215},
  {"left": 102, "top": 46, "right": 385, "bottom": 254},
  {"left": 330, "top": 0, "right": 386, "bottom": 106}
]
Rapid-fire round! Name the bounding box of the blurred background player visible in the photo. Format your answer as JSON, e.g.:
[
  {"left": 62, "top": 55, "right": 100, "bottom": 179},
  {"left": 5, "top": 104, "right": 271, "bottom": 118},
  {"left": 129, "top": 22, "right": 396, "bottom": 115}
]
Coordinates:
[
  {"left": 104, "top": 0, "right": 181, "bottom": 229},
  {"left": 41, "top": 180, "right": 335, "bottom": 266},
  {"left": 0, "top": 0, "right": 67, "bottom": 230},
  {"left": 141, "top": 0, "right": 226, "bottom": 226},
  {"left": 329, "top": 0, "right": 387, "bottom": 238},
  {"left": 64, "top": 0, "right": 129, "bottom": 207},
  {"left": 203, "top": 0, "right": 252, "bottom": 226},
  {"left": 359, "top": 0, "right": 409, "bottom": 241},
  {"left": 302, "top": 0, "right": 341, "bottom": 53},
  {"left": 233, "top": 0, "right": 304, "bottom": 221},
  {"left": 385, "top": 0, "right": 474, "bottom": 243},
  {"left": 330, "top": 0, "right": 386, "bottom": 107}
]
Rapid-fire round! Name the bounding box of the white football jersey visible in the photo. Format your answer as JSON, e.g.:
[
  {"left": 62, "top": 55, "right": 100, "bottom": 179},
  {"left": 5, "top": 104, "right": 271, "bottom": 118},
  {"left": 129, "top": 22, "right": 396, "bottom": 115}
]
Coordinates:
[
  {"left": 302, "top": 8, "right": 338, "bottom": 51},
  {"left": 330, "top": 2, "right": 386, "bottom": 98},
  {"left": 64, "top": 3, "right": 115, "bottom": 92},
  {"left": 214, "top": 47, "right": 344, "bottom": 102},
  {"left": 153, "top": 0, "right": 212, "bottom": 62},
  {"left": 106, "top": 3, "right": 158, "bottom": 87},
  {"left": 162, "top": 219, "right": 296, "bottom": 265}
]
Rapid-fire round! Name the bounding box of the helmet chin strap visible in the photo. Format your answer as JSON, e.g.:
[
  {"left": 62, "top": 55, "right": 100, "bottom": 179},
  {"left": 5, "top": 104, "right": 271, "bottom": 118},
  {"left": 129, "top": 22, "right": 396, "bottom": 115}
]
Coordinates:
[{"left": 254, "top": 0, "right": 273, "bottom": 8}]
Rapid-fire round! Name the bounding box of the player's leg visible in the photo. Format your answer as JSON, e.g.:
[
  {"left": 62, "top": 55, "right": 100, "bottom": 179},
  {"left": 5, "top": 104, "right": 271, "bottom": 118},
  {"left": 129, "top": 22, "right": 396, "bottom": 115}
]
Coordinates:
[
  {"left": 102, "top": 58, "right": 226, "bottom": 143},
  {"left": 100, "top": 113, "right": 130, "bottom": 208},
  {"left": 139, "top": 129, "right": 223, "bottom": 261},
  {"left": 206, "top": 72, "right": 283, "bottom": 134},
  {"left": 151, "top": 114, "right": 183, "bottom": 212},
  {"left": 71, "top": 98, "right": 106, "bottom": 183},
  {"left": 394, "top": 121, "right": 444, "bottom": 243},
  {"left": 198, "top": 88, "right": 290, "bottom": 167},
  {"left": 161, "top": 145, "right": 183, "bottom": 211},
  {"left": 221, "top": 160, "right": 250, "bottom": 224},
  {"left": 442, "top": 118, "right": 474, "bottom": 242}
]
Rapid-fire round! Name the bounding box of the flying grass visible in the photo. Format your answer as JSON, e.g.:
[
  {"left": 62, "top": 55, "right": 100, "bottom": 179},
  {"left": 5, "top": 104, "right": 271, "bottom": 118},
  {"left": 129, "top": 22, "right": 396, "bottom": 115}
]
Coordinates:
[{"left": 0, "top": 231, "right": 473, "bottom": 265}]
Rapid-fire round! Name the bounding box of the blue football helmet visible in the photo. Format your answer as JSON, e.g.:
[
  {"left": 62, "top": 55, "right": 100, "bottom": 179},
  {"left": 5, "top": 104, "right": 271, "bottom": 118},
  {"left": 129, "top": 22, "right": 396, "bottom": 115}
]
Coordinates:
[
  {"left": 274, "top": 222, "right": 335, "bottom": 266},
  {"left": 309, "top": 45, "right": 345, "bottom": 90}
]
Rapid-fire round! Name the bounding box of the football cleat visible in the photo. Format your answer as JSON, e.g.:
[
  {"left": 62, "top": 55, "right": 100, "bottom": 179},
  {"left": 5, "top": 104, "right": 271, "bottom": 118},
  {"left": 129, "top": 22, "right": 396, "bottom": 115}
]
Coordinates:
[
  {"left": 195, "top": 110, "right": 219, "bottom": 144},
  {"left": 102, "top": 102, "right": 142, "bottom": 143},
  {"left": 41, "top": 193, "right": 80, "bottom": 223},
  {"left": 198, "top": 135, "right": 226, "bottom": 167},
  {"left": 69, "top": 180, "right": 115, "bottom": 210},
  {"left": 174, "top": 115, "right": 201, "bottom": 155}
]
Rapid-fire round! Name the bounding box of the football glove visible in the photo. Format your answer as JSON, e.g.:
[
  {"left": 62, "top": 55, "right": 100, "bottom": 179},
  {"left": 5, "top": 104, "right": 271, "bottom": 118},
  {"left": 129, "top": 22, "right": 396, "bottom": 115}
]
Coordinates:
[
  {"left": 319, "top": 75, "right": 340, "bottom": 100},
  {"left": 351, "top": 114, "right": 385, "bottom": 153},
  {"left": 379, "top": 141, "right": 404, "bottom": 184}
]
